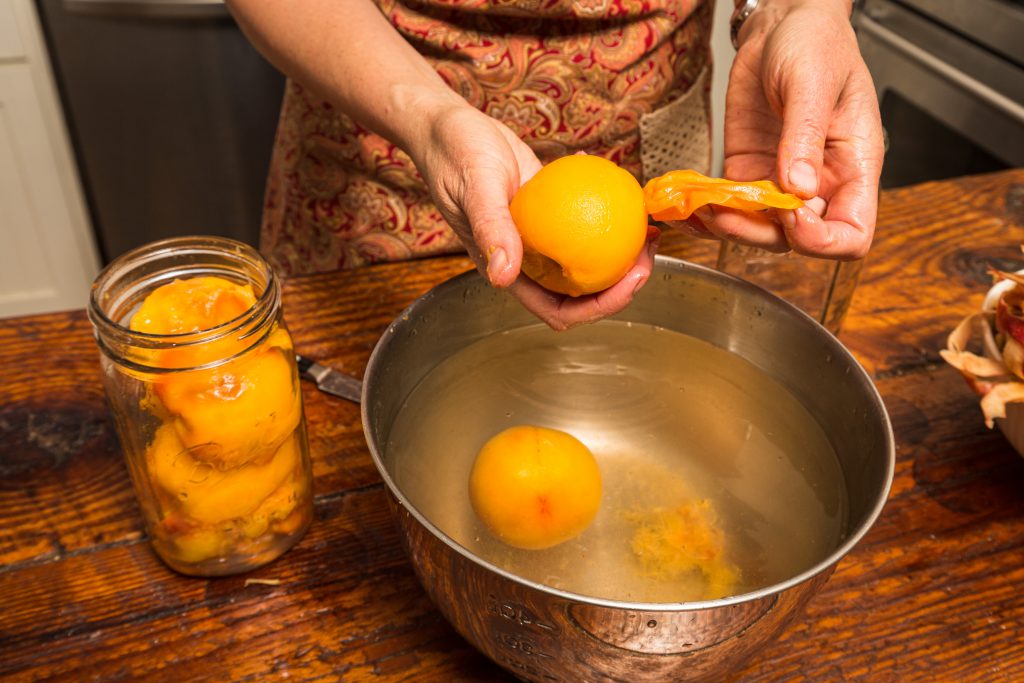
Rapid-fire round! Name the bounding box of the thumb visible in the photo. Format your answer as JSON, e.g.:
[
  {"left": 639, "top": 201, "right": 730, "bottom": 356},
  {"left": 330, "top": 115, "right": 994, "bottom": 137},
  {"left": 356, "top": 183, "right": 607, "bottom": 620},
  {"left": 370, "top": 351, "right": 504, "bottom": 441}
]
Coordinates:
[
  {"left": 776, "top": 76, "right": 839, "bottom": 199},
  {"left": 460, "top": 179, "right": 524, "bottom": 289}
]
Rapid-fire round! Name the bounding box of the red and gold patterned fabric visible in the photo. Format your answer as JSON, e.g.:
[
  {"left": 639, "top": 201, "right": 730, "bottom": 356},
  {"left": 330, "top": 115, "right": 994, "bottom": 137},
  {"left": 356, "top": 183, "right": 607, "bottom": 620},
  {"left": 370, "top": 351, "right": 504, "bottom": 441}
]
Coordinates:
[{"left": 261, "top": 0, "right": 712, "bottom": 275}]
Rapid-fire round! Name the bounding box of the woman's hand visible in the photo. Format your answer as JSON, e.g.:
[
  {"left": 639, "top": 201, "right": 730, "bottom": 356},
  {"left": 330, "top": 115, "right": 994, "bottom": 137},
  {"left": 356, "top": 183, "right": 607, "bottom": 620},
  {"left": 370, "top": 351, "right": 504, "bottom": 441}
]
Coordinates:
[
  {"left": 684, "top": 0, "right": 883, "bottom": 259},
  {"left": 228, "top": 0, "right": 656, "bottom": 329},
  {"left": 409, "top": 103, "right": 658, "bottom": 330}
]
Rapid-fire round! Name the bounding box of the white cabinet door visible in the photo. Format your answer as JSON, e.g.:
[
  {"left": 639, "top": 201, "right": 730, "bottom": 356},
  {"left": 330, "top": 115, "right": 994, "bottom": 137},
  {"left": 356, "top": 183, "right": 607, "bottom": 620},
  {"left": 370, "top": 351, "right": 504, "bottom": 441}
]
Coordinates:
[
  {"left": 0, "top": 0, "right": 99, "bottom": 319},
  {"left": 0, "top": 0, "right": 24, "bottom": 60}
]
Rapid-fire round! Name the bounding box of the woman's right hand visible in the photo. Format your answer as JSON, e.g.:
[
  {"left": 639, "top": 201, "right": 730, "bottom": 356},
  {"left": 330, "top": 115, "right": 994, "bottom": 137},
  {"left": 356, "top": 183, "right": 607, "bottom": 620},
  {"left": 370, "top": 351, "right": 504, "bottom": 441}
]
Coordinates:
[
  {"left": 228, "top": 0, "right": 656, "bottom": 329},
  {"left": 701, "top": 0, "right": 883, "bottom": 258},
  {"left": 409, "top": 102, "right": 658, "bottom": 331}
]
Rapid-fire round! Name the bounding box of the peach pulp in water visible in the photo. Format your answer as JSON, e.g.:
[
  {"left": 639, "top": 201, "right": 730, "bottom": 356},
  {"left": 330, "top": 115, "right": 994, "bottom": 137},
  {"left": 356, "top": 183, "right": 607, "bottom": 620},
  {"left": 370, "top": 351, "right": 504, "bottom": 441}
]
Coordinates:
[{"left": 387, "top": 321, "right": 848, "bottom": 603}]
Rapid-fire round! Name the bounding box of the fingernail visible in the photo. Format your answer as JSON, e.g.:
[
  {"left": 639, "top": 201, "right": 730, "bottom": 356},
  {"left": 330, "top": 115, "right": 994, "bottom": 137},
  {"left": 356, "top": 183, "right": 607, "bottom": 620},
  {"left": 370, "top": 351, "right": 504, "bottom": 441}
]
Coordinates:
[
  {"left": 779, "top": 209, "right": 797, "bottom": 234},
  {"left": 487, "top": 247, "right": 509, "bottom": 284},
  {"left": 788, "top": 160, "right": 818, "bottom": 197},
  {"left": 693, "top": 206, "right": 715, "bottom": 225},
  {"left": 806, "top": 196, "right": 827, "bottom": 216},
  {"left": 633, "top": 273, "right": 648, "bottom": 296}
]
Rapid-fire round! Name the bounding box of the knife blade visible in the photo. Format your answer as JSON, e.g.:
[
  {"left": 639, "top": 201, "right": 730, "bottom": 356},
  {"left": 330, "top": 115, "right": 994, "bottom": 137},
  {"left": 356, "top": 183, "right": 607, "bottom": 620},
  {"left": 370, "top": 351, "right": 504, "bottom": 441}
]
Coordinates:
[{"left": 296, "top": 354, "right": 363, "bottom": 404}]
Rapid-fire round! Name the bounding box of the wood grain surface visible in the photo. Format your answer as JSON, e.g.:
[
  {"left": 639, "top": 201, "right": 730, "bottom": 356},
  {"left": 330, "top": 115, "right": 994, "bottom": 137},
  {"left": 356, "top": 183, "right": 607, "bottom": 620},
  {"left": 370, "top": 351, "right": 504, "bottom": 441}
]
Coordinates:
[{"left": 2, "top": 170, "right": 1023, "bottom": 682}]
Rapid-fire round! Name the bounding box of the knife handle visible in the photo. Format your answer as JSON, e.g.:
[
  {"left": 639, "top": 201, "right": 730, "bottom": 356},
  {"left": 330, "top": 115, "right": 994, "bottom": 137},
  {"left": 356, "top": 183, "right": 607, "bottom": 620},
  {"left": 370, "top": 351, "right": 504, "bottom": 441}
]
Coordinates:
[
  {"left": 296, "top": 353, "right": 328, "bottom": 383},
  {"left": 296, "top": 353, "right": 315, "bottom": 378},
  {"left": 295, "top": 353, "right": 363, "bottom": 403}
]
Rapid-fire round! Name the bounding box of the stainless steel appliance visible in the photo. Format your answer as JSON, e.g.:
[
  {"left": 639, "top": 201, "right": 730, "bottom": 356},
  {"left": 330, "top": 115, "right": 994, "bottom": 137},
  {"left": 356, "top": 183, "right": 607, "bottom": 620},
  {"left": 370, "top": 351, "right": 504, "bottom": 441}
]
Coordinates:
[
  {"left": 35, "top": 0, "right": 285, "bottom": 261},
  {"left": 854, "top": 0, "right": 1024, "bottom": 188}
]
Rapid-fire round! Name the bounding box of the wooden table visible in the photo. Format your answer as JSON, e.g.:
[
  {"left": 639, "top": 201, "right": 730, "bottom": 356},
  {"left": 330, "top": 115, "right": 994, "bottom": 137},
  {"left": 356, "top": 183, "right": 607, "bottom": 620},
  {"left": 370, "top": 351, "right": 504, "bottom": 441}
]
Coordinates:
[{"left": 2, "top": 169, "right": 1023, "bottom": 682}]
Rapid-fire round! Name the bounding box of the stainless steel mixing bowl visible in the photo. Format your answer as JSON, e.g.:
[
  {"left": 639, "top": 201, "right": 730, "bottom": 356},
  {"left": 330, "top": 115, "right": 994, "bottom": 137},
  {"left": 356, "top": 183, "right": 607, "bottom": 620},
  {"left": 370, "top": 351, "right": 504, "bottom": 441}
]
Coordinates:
[{"left": 361, "top": 255, "right": 894, "bottom": 682}]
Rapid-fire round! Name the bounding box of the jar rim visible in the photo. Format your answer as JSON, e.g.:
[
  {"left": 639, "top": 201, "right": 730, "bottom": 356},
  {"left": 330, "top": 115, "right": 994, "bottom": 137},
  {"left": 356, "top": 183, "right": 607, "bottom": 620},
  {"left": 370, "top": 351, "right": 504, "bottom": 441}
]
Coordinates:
[{"left": 88, "top": 236, "right": 281, "bottom": 372}]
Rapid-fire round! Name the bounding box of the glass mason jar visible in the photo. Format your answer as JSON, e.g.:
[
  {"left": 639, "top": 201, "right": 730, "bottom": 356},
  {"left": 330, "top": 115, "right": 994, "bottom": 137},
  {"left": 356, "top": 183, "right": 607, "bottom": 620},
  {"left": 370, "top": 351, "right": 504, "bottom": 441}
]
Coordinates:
[
  {"left": 88, "top": 236, "right": 313, "bottom": 576},
  {"left": 716, "top": 242, "right": 864, "bottom": 336}
]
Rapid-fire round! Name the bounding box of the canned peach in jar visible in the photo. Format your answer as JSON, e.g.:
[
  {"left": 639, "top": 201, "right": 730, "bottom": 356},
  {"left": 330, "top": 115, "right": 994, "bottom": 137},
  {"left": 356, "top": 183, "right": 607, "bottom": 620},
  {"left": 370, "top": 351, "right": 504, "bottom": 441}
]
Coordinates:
[{"left": 88, "top": 236, "right": 313, "bottom": 576}]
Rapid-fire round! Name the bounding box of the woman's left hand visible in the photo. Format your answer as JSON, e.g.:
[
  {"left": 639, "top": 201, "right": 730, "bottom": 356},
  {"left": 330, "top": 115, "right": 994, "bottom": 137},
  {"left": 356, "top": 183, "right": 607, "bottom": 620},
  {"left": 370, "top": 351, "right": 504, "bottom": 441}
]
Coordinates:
[
  {"left": 411, "top": 103, "right": 658, "bottom": 331},
  {"left": 683, "top": 0, "right": 884, "bottom": 259}
]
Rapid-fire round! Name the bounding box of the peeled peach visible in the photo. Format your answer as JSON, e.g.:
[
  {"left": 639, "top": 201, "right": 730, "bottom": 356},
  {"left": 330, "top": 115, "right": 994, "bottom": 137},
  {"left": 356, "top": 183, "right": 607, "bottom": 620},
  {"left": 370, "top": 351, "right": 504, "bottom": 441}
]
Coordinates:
[
  {"left": 147, "top": 423, "right": 298, "bottom": 525},
  {"left": 130, "top": 276, "right": 256, "bottom": 336},
  {"left": 469, "top": 425, "right": 602, "bottom": 550},
  {"left": 154, "top": 336, "right": 300, "bottom": 468},
  {"left": 129, "top": 275, "right": 265, "bottom": 371},
  {"left": 168, "top": 526, "right": 228, "bottom": 565},
  {"left": 509, "top": 154, "right": 648, "bottom": 297},
  {"left": 132, "top": 275, "right": 310, "bottom": 570}
]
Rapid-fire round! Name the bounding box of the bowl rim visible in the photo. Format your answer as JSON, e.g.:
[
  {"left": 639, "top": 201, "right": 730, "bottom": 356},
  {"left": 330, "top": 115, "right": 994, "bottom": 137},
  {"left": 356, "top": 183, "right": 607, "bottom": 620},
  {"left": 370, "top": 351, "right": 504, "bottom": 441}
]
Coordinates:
[{"left": 361, "top": 255, "right": 896, "bottom": 611}]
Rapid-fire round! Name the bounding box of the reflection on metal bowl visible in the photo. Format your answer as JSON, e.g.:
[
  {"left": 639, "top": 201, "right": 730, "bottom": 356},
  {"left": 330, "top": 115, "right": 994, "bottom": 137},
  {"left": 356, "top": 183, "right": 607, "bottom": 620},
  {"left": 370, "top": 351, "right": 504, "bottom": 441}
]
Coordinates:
[{"left": 362, "top": 255, "right": 894, "bottom": 682}]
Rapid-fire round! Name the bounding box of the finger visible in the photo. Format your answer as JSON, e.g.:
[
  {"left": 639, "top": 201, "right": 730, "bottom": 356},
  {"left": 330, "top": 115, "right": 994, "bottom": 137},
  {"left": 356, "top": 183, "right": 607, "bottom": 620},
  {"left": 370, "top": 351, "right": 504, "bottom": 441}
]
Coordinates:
[
  {"left": 778, "top": 180, "right": 876, "bottom": 258},
  {"left": 805, "top": 196, "right": 827, "bottom": 216},
  {"left": 694, "top": 206, "right": 790, "bottom": 253},
  {"left": 554, "top": 236, "right": 658, "bottom": 328},
  {"left": 775, "top": 73, "right": 842, "bottom": 199},
  {"left": 478, "top": 132, "right": 542, "bottom": 288},
  {"left": 507, "top": 134, "right": 543, "bottom": 186},
  {"left": 460, "top": 180, "right": 525, "bottom": 289},
  {"left": 659, "top": 216, "right": 717, "bottom": 241},
  {"left": 507, "top": 279, "right": 567, "bottom": 330},
  {"left": 511, "top": 234, "right": 658, "bottom": 330}
]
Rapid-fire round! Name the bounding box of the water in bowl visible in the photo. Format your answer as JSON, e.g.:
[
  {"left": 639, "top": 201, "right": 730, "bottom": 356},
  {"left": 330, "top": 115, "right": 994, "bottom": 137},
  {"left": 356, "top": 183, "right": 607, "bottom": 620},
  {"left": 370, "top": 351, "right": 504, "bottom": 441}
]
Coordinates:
[{"left": 386, "top": 320, "right": 848, "bottom": 603}]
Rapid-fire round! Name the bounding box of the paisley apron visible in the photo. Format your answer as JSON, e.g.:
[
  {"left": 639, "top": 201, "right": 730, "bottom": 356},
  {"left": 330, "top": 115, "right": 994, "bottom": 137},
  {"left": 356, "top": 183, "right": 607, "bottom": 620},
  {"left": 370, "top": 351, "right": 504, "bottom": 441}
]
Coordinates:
[{"left": 261, "top": 0, "right": 713, "bottom": 275}]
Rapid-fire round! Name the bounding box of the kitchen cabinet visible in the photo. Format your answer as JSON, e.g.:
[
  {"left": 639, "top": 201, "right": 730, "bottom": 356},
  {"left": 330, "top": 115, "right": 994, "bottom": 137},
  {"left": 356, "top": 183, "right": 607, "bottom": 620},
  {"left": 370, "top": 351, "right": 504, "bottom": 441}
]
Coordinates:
[
  {"left": 36, "top": 0, "right": 284, "bottom": 263},
  {"left": 0, "top": 0, "right": 99, "bottom": 318}
]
